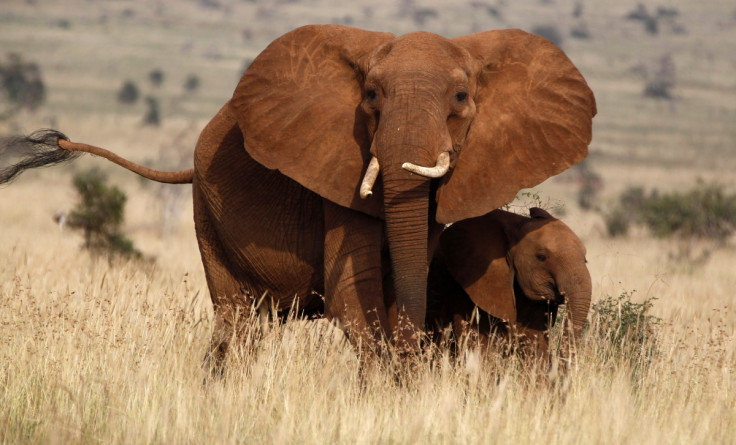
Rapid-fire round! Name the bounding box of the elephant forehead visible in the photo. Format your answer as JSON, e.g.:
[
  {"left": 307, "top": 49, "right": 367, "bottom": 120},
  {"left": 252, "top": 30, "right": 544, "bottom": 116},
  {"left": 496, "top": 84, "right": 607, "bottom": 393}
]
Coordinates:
[
  {"left": 373, "top": 32, "right": 473, "bottom": 73},
  {"left": 393, "top": 31, "right": 450, "bottom": 49},
  {"left": 525, "top": 220, "right": 585, "bottom": 254}
]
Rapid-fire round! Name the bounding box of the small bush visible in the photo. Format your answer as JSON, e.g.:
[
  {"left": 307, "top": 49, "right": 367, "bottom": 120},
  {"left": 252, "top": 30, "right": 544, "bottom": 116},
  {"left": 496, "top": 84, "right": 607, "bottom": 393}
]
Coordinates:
[
  {"left": 572, "top": 2, "right": 583, "bottom": 18},
  {"left": 66, "top": 169, "right": 142, "bottom": 260},
  {"left": 605, "top": 187, "right": 649, "bottom": 234},
  {"left": 0, "top": 53, "right": 46, "bottom": 119},
  {"left": 604, "top": 208, "right": 630, "bottom": 237},
  {"left": 570, "top": 23, "right": 591, "bottom": 39},
  {"left": 143, "top": 96, "right": 161, "bottom": 126},
  {"left": 625, "top": 4, "right": 658, "bottom": 35},
  {"left": 117, "top": 80, "right": 139, "bottom": 104},
  {"left": 587, "top": 291, "right": 661, "bottom": 375},
  {"left": 184, "top": 74, "right": 200, "bottom": 93},
  {"left": 148, "top": 69, "right": 164, "bottom": 87},
  {"left": 626, "top": 5, "right": 685, "bottom": 36},
  {"left": 643, "top": 54, "right": 676, "bottom": 99}
]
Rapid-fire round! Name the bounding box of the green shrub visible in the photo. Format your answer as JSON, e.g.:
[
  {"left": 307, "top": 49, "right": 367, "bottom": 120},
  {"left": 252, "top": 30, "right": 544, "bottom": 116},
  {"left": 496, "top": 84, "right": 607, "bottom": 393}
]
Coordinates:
[
  {"left": 184, "top": 74, "right": 200, "bottom": 93},
  {"left": 66, "top": 169, "right": 142, "bottom": 261},
  {"left": 604, "top": 181, "right": 736, "bottom": 239},
  {"left": 0, "top": 53, "right": 46, "bottom": 119},
  {"left": 604, "top": 207, "right": 630, "bottom": 237},
  {"left": 143, "top": 96, "right": 160, "bottom": 126},
  {"left": 587, "top": 291, "right": 662, "bottom": 376},
  {"left": 570, "top": 22, "right": 591, "bottom": 40},
  {"left": 117, "top": 80, "right": 139, "bottom": 104},
  {"left": 625, "top": 4, "right": 658, "bottom": 35},
  {"left": 643, "top": 54, "right": 676, "bottom": 99},
  {"left": 148, "top": 69, "right": 164, "bottom": 87},
  {"left": 643, "top": 182, "right": 736, "bottom": 239}
]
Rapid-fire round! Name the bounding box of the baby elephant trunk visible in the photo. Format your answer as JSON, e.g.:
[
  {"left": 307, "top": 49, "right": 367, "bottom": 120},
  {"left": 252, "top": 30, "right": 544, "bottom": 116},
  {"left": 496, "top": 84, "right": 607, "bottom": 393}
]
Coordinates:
[{"left": 558, "top": 266, "right": 592, "bottom": 355}]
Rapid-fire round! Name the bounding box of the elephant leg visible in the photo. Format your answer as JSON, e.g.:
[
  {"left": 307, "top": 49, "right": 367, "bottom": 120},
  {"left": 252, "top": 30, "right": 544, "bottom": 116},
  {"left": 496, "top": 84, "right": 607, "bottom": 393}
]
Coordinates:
[
  {"left": 193, "top": 178, "right": 257, "bottom": 373},
  {"left": 323, "top": 201, "right": 389, "bottom": 355},
  {"left": 513, "top": 299, "right": 558, "bottom": 360},
  {"left": 512, "top": 325, "right": 549, "bottom": 358}
]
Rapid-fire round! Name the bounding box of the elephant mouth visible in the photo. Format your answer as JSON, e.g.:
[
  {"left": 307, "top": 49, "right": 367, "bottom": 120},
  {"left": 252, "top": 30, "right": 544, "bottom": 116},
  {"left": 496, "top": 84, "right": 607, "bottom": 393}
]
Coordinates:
[
  {"left": 534, "top": 289, "right": 566, "bottom": 304},
  {"left": 552, "top": 291, "right": 567, "bottom": 304}
]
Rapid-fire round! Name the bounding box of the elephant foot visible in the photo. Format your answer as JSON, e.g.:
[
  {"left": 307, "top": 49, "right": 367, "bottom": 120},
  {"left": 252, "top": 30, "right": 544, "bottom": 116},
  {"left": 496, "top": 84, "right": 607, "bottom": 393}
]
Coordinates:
[
  {"left": 202, "top": 340, "right": 228, "bottom": 380},
  {"left": 204, "top": 301, "right": 263, "bottom": 378}
]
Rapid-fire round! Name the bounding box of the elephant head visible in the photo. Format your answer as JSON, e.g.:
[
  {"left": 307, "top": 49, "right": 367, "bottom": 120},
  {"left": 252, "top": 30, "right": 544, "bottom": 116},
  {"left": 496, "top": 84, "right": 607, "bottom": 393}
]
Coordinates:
[
  {"left": 438, "top": 208, "right": 592, "bottom": 353},
  {"left": 229, "top": 25, "right": 595, "bottom": 346}
]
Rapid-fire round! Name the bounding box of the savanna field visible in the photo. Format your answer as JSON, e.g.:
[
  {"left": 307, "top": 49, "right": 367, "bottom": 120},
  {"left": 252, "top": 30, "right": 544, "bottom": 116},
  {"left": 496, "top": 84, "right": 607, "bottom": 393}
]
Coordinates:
[{"left": 1, "top": 0, "right": 735, "bottom": 443}]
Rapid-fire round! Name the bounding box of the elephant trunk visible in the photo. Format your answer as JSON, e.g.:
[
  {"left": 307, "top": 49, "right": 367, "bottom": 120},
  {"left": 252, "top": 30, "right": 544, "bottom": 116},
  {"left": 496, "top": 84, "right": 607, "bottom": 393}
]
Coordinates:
[
  {"left": 382, "top": 168, "right": 431, "bottom": 351},
  {"left": 565, "top": 290, "right": 591, "bottom": 339},
  {"left": 375, "top": 88, "right": 450, "bottom": 351},
  {"left": 558, "top": 267, "right": 592, "bottom": 347}
]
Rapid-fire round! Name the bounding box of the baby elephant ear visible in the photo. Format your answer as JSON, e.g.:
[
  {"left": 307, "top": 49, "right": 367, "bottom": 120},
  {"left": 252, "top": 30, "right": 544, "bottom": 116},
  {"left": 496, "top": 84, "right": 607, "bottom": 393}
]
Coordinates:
[
  {"left": 230, "top": 25, "right": 394, "bottom": 217},
  {"left": 529, "top": 207, "right": 554, "bottom": 219},
  {"left": 440, "top": 210, "right": 528, "bottom": 323},
  {"left": 436, "top": 29, "right": 596, "bottom": 224}
]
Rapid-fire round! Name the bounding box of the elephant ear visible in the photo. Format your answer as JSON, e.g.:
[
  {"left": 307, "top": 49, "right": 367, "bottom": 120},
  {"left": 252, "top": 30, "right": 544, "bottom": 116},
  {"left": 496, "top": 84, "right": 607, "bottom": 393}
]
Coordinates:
[
  {"left": 436, "top": 29, "right": 596, "bottom": 224},
  {"left": 529, "top": 207, "right": 554, "bottom": 220},
  {"left": 229, "top": 25, "right": 394, "bottom": 217},
  {"left": 440, "top": 210, "right": 529, "bottom": 323}
]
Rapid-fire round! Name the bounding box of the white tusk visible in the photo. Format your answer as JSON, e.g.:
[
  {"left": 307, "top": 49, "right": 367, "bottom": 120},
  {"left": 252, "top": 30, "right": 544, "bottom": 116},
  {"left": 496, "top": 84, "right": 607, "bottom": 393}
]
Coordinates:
[
  {"left": 359, "top": 157, "right": 380, "bottom": 199},
  {"left": 402, "top": 151, "right": 451, "bottom": 178}
]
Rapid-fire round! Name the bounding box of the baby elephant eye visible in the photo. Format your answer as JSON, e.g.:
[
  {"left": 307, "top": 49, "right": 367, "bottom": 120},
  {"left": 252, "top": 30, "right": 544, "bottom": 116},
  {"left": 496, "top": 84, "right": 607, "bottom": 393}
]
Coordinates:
[
  {"left": 366, "top": 88, "right": 377, "bottom": 100},
  {"left": 536, "top": 253, "right": 547, "bottom": 262},
  {"left": 455, "top": 91, "right": 468, "bottom": 102}
]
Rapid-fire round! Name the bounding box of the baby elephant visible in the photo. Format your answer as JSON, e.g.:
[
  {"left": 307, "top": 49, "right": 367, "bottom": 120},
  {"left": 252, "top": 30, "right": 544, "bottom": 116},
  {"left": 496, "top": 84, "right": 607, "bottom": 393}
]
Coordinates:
[{"left": 427, "top": 207, "right": 591, "bottom": 357}]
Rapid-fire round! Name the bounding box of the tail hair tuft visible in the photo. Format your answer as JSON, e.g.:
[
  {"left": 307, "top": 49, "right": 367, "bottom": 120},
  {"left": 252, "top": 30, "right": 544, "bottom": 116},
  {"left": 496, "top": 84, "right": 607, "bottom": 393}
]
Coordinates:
[{"left": 0, "top": 129, "right": 81, "bottom": 185}]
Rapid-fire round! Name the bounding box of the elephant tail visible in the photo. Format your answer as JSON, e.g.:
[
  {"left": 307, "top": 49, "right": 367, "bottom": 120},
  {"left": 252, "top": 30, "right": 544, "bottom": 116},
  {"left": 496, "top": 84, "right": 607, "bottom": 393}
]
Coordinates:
[{"left": 0, "top": 129, "right": 194, "bottom": 185}]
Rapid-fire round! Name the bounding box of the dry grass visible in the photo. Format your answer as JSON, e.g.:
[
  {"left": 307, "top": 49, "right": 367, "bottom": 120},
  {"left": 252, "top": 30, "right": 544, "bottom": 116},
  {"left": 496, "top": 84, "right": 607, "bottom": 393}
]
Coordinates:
[
  {"left": 2, "top": 189, "right": 734, "bottom": 443},
  {"left": 2, "top": 0, "right": 736, "bottom": 443}
]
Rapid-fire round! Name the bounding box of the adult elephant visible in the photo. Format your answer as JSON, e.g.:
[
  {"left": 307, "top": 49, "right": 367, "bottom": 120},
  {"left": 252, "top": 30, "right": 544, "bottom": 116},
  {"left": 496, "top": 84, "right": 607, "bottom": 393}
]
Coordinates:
[
  {"left": 0, "top": 25, "right": 595, "bottom": 361},
  {"left": 427, "top": 208, "right": 592, "bottom": 357}
]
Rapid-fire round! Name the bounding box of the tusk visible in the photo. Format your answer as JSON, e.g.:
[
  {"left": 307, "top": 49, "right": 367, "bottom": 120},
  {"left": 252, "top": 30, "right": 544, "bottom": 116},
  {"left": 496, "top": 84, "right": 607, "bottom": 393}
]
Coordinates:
[
  {"left": 402, "top": 151, "right": 451, "bottom": 178},
  {"left": 359, "top": 157, "right": 380, "bottom": 199}
]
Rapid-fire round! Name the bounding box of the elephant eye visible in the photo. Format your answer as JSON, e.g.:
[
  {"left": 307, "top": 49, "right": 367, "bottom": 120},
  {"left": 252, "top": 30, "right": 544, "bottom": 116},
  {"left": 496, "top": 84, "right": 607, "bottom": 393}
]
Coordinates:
[
  {"left": 366, "top": 88, "right": 377, "bottom": 100},
  {"left": 455, "top": 91, "right": 468, "bottom": 102},
  {"left": 536, "top": 253, "right": 547, "bottom": 262}
]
